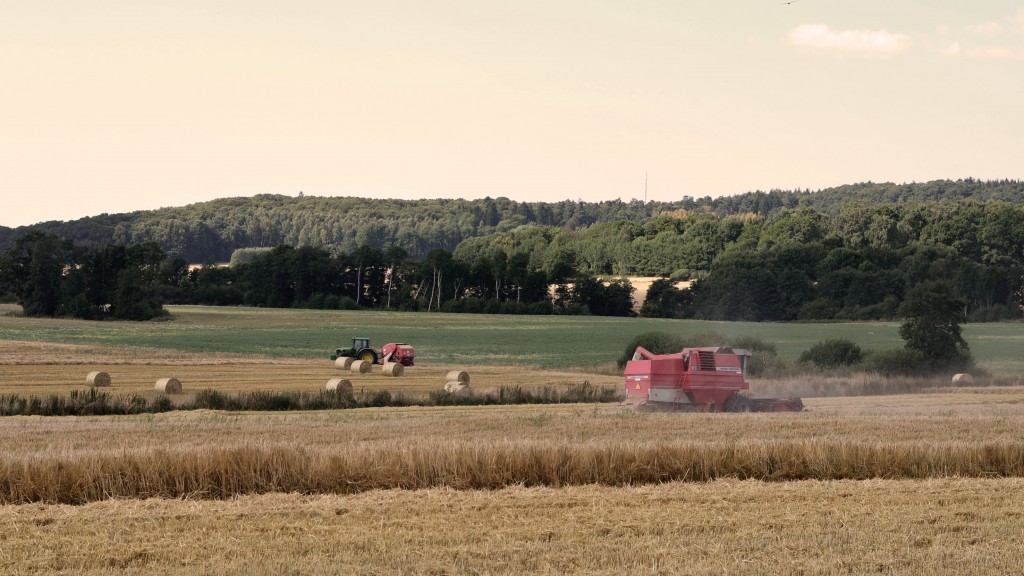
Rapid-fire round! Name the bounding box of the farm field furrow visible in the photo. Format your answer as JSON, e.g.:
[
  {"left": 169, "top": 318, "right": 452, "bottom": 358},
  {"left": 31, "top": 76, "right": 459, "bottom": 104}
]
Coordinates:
[{"left": 2, "top": 479, "right": 1022, "bottom": 575}]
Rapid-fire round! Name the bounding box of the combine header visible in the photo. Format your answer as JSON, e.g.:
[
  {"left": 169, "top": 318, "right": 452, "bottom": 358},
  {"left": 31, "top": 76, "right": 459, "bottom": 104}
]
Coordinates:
[{"left": 623, "top": 346, "right": 803, "bottom": 412}]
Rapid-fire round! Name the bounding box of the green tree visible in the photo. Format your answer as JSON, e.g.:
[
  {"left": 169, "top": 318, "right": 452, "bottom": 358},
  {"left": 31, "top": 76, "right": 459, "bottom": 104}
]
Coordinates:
[
  {"left": 0, "top": 231, "right": 77, "bottom": 317},
  {"left": 898, "top": 281, "right": 970, "bottom": 365},
  {"left": 639, "top": 278, "right": 691, "bottom": 318}
]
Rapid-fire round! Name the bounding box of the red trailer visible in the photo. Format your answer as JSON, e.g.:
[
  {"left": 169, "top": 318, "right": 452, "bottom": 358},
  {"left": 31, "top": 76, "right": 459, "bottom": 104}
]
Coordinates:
[{"left": 624, "top": 346, "right": 802, "bottom": 412}]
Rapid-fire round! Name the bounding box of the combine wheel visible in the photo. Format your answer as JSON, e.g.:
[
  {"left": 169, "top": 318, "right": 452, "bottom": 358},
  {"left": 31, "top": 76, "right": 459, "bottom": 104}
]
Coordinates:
[{"left": 723, "top": 393, "right": 752, "bottom": 413}]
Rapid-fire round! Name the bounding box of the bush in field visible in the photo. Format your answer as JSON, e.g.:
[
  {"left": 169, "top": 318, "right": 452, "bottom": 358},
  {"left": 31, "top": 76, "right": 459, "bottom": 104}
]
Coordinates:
[
  {"left": 731, "top": 335, "right": 777, "bottom": 356},
  {"left": 0, "top": 389, "right": 170, "bottom": 417},
  {"left": 799, "top": 338, "right": 865, "bottom": 370},
  {"left": 863, "top": 347, "right": 974, "bottom": 377},
  {"left": 863, "top": 349, "right": 928, "bottom": 376},
  {"left": 0, "top": 384, "right": 622, "bottom": 418},
  {"left": 968, "top": 304, "right": 1021, "bottom": 323}
]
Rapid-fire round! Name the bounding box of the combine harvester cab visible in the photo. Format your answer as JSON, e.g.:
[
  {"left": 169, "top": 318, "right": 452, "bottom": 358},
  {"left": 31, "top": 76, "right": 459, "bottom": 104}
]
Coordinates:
[{"left": 624, "top": 346, "right": 802, "bottom": 412}]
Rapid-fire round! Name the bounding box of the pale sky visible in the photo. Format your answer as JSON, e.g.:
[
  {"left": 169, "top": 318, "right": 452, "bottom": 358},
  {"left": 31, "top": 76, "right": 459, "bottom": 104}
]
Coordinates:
[{"left": 2, "top": 1, "right": 1023, "bottom": 227}]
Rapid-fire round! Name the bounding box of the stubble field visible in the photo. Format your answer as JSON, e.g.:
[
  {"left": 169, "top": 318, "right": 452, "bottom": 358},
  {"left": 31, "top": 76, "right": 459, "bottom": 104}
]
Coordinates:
[{"left": 1, "top": 305, "right": 1023, "bottom": 574}]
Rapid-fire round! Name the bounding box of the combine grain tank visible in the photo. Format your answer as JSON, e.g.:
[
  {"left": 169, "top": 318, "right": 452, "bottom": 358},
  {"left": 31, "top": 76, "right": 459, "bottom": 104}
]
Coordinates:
[{"left": 623, "top": 346, "right": 802, "bottom": 412}]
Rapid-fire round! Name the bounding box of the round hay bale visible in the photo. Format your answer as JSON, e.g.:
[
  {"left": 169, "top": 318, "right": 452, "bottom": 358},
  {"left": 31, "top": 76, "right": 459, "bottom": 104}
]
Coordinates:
[
  {"left": 326, "top": 378, "right": 353, "bottom": 393},
  {"left": 444, "top": 381, "right": 470, "bottom": 394},
  {"left": 383, "top": 362, "right": 404, "bottom": 377},
  {"left": 350, "top": 360, "right": 372, "bottom": 374},
  {"left": 335, "top": 357, "right": 355, "bottom": 370},
  {"left": 952, "top": 373, "right": 974, "bottom": 385},
  {"left": 445, "top": 370, "right": 470, "bottom": 385},
  {"left": 85, "top": 371, "right": 111, "bottom": 387},
  {"left": 155, "top": 377, "right": 182, "bottom": 394}
]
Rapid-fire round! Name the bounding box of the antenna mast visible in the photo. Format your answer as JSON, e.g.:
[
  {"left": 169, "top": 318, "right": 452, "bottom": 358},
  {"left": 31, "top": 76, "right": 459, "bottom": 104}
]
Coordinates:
[{"left": 644, "top": 170, "right": 648, "bottom": 203}]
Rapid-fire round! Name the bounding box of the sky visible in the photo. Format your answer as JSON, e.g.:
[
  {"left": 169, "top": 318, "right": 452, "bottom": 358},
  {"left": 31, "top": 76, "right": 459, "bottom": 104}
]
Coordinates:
[{"left": 2, "top": 1, "right": 1023, "bottom": 227}]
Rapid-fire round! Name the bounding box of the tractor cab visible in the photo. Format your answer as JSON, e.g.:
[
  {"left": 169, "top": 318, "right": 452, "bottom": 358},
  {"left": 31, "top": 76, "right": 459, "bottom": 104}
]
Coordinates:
[{"left": 332, "top": 337, "right": 379, "bottom": 364}]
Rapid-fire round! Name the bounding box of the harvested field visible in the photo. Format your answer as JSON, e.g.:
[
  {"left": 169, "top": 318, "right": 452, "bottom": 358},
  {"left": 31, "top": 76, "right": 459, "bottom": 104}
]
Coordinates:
[
  {"left": 0, "top": 339, "right": 616, "bottom": 398},
  {"left": 1, "top": 479, "right": 1022, "bottom": 575},
  {"left": 2, "top": 308, "right": 1024, "bottom": 573},
  {"left": 1, "top": 390, "right": 1024, "bottom": 503}
]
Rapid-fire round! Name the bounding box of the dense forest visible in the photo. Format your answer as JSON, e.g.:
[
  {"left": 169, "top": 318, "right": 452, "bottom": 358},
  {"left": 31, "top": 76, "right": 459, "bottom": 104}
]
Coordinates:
[{"left": 1, "top": 179, "right": 1022, "bottom": 263}]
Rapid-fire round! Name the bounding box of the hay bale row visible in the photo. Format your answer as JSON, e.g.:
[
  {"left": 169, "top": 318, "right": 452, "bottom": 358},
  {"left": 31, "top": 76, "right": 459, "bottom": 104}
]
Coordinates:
[
  {"left": 445, "top": 370, "right": 470, "bottom": 385},
  {"left": 350, "top": 360, "right": 372, "bottom": 374},
  {"left": 382, "top": 362, "right": 404, "bottom": 377},
  {"left": 335, "top": 357, "right": 355, "bottom": 370},
  {"left": 326, "top": 378, "right": 353, "bottom": 393},
  {"left": 85, "top": 371, "right": 111, "bottom": 387},
  {"left": 155, "top": 377, "right": 182, "bottom": 394}
]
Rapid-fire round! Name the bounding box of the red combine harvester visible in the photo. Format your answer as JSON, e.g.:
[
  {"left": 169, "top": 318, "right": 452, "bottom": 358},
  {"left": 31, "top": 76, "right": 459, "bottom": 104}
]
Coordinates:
[{"left": 623, "top": 346, "right": 803, "bottom": 412}]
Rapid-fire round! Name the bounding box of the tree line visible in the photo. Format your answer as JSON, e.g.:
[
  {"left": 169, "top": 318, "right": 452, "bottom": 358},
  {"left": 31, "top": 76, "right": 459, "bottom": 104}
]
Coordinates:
[
  {"left": 0, "top": 235, "right": 637, "bottom": 319},
  {"left": 2, "top": 179, "right": 1021, "bottom": 264},
  {"left": 1, "top": 193, "right": 1022, "bottom": 323},
  {"left": 0, "top": 232, "right": 169, "bottom": 320}
]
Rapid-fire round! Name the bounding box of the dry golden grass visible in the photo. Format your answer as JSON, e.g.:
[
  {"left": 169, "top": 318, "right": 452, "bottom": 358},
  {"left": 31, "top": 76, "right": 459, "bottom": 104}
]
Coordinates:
[
  {"left": 0, "top": 391, "right": 1023, "bottom": 504},
  {"left": 1, "top": 479, "right": 1022, "bottom": 575},
  {"left": 5, "top": 438, "right": 1024, "bottom": 504}
]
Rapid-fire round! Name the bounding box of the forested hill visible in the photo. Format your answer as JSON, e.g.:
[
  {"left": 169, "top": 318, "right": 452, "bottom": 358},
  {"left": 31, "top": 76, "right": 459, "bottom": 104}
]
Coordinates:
[{"left": 2, "top": 178, "right": 1022, "bottom": 262}]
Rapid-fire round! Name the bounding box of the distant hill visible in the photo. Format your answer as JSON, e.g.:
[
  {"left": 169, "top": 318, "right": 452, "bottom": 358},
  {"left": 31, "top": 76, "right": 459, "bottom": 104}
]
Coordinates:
[{"left": 2, "top": 179, "right": 1021, "bottom": 262}]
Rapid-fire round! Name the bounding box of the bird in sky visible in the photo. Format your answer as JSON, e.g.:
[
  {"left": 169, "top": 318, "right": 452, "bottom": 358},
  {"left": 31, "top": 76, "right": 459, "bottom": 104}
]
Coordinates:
[{"left": 781, "top": 0, "right": 799, "bottom": 4}]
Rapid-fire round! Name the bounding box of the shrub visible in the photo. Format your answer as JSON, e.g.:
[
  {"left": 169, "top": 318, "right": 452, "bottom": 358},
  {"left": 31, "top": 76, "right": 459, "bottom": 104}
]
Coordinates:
[
  {"left": 863, "top": 349, "right": 927, "bottom": 376},
  {"left": 194, "top": 389, "right": 232, "bottom": 410},
  {"left": 732, "top": 335, "right": 777, "bottom": 356},
  {"left": 797, "top": 298, "right": 840, "bottom": 320},
  {"left": 799, "top": 338, "right": 865, "bottom": 370},
  {"left": 366, "top": 390, "right": 393, "bottom": 407},
  {"left": 968, "top": 304, "right": 1022, "bottom": 322}
]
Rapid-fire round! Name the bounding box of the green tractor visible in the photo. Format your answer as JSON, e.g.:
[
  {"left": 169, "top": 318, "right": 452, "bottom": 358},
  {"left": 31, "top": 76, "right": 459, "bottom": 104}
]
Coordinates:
[{"left": 331, "top": 337, "right": 379, "bottom": 364}]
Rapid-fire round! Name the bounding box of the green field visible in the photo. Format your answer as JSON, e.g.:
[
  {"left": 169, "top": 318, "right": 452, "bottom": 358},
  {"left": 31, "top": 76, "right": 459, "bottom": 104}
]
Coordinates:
[{"left": 2, "top": 303, "right": 1022, "bottom": 374}]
